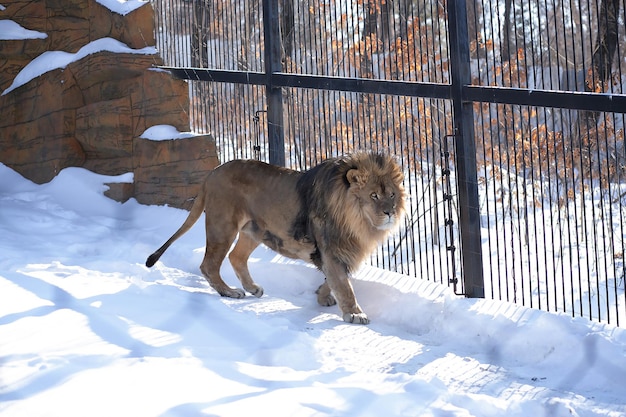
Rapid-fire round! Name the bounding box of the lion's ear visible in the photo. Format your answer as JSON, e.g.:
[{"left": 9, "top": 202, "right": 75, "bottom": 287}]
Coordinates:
[{"left": 346, "top": 169, "right": 369, "bottom": 187}]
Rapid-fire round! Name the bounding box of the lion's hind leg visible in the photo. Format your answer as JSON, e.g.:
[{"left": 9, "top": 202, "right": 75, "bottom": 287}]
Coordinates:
[
  {"left": 200, "top": 220, "right": 247, "bottom": 299},
  {"left": 229, "top": 230, "right": 264, "bottom": 297}
]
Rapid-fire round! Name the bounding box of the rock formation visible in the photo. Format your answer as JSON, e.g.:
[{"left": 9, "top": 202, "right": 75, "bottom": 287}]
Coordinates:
[{"left": 0, "top": 0, "right": 218, "bottom": 209}]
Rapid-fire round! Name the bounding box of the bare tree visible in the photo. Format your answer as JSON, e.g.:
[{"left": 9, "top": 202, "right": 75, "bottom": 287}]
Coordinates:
[
  {"left": 192, "top": 0, "right": 210, "bottom": 68},
  {"left": 578, "top": 0, "right": 620, "bottom": 135},
  {"left": 280, "top": 0, "right": 295, "bottom": 63}
]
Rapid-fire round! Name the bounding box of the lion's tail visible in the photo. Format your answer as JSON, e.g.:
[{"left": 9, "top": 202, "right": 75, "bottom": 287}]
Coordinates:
[{"left": 145, "top": 189, "right": 206, "bottom": 268}]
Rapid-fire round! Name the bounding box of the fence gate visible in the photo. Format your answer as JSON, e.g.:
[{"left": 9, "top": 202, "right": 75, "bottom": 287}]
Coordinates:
[{"left": 151, "top": 0, "right": 626, "bottom": 327}]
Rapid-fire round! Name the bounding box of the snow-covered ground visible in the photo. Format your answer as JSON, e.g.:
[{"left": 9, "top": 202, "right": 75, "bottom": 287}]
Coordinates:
[{"left": 1, "top": 163, "right": 626, "bottom": 417}]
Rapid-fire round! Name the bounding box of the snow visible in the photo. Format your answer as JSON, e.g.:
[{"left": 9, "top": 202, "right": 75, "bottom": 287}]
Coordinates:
[
  {"left": 140, "top": 125, "right": 198, "bottom": 141},
  {"left": 1, "top": 163, "right": 625, "bottom": 417},
  {"left": 2, "top": 38, "right": 157, "bottom": 95},
  {"left": 0, "top": 20, "right": 47, "bottom": 40},
  {"left": 95, "top": 0, "right": 148, "bottom": 16}
]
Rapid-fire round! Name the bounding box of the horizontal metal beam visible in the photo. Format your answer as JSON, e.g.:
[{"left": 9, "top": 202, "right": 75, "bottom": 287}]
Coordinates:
[
  {"left": 464, "top": 85, "right": 626, "bottom": 114},
  {"left": 161, "top": 67, "right": 268, "bottom": 84},
  {"left": 162, "top": 66, "right": 626, "bottom": 114},
  {"left": 273, "top": 73, "right": 451, "bottom": 99},
  {"left": 160, "top": 66, "right": 451, "bottom": 99}
]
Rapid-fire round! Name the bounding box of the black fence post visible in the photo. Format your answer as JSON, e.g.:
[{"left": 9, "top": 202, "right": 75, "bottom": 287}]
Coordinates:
[
  {"left": 262, "top": 0, "right": 286, "bottom": 166},
  {"left": 447, "top": 0, "right": 485, "bottom": 298}
]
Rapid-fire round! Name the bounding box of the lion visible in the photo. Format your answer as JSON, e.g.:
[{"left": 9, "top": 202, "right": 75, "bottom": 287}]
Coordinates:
[{"left": 145, "top": 152, "right": 405, "bottom": 324}]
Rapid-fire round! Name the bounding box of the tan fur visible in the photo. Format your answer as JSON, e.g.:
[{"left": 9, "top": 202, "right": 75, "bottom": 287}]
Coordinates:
[{"left": 146, "top": 152, "right": 405, "bottom": 324}]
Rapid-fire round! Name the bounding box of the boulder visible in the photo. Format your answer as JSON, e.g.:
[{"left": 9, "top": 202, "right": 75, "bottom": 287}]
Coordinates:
[
  {"left": 134, "top": 136, "right": 219, "bottom": 209},
  {"left": 0, "top": 0, "right": 219, "bottom": 209}
]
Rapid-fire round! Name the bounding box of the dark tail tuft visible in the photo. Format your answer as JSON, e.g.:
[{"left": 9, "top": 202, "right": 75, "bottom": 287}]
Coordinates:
[{"left": 145, "top": 252, "right": 161, "bottom": 268}]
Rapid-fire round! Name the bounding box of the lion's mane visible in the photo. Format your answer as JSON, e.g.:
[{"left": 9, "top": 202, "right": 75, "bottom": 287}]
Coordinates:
[{"left": 292, "top": 152, "right": 405, "bottom": 272}]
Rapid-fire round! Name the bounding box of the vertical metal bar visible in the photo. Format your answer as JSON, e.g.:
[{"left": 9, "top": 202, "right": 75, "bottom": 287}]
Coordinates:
[
  {"left": 447, "top": 0, "right": 485, "bottom": 298},
  {"left": 263, "top": 0, "right": 286, "bottom": 166}
]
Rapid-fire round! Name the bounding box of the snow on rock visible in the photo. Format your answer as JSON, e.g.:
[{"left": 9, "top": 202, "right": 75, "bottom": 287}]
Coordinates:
[
  {"left": 140, "top": 125, "right": 198, "bottom": 141},
  {"left": 0, "top": 162, "right": 625, "bottom": 417},
  {"left": 95, "top": 0, "right": 148, "bottom": 16},
  {"left": 0, "top": 20, "right": 47, "bottom": 40},
  {"left": 2, "top": 37, "right": 157, "bottom": 95}
]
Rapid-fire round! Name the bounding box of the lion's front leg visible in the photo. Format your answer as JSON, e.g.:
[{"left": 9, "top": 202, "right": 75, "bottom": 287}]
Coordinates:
[{"left": 320, "top": 258, "right": 369, "bottom": 325}]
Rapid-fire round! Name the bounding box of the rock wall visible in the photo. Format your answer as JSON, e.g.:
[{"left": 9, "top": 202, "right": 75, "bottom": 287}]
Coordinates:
[{"left": 0, "top": 0, "right": 219, "bottom": 209}]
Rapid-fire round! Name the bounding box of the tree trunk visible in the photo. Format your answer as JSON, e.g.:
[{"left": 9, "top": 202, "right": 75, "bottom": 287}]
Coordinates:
[
  {"left": 192, "top": 0, "right": 210, "bottom": 68},
  {"left": 280, "top": 0, "right": 295, "bottom": 64},
  {"left": 589, "top": 0, "right": 620, "bottom": 89},
  {"left": 360, "top": 1, "right": 380, "bottom": 79},
  {"left": 501, "top": 0, "right": 513, "bottom": 63},
  {"left": 396, "top": 0, "right": 412, "bottom": 40},
  {"left": 466, "top": 1, "right": 482, "bottom": 59},
  {"left": 581, "top": 0, "right": 620, "bottom": 127}
]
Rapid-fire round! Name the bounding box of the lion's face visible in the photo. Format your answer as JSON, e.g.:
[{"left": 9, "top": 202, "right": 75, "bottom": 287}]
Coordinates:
[
  {"left": 345, "top": 156, "right": 405, "bottom": 232},
  {"left": 356, "top": 178, "right": 403, "bottom": 231}
]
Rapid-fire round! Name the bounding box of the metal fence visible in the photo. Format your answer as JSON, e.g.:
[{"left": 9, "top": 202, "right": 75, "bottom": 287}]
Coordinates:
[{"left": 151, "top": 0, "right": 626, "bottom": 327}]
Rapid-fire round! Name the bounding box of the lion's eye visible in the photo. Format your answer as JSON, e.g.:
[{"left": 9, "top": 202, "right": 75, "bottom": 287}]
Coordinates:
[
  {"left": 370, "top": 192, "right": 379, "bottom": 200},
  {"left": 390, "top": 192, "right": 395, "bottom": 199}
]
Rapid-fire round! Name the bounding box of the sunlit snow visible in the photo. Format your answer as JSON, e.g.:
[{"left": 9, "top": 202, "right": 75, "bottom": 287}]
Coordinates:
[{"left": 1, "top": 163, "right": 625, "bottom": 417}]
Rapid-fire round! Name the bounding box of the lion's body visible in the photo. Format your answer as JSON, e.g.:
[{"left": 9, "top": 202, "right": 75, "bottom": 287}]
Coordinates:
[{"left": 146, "top": 152, "right": 405, "bottom": 324}]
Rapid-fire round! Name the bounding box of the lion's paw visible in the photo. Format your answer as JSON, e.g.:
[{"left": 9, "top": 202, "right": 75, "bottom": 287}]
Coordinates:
[
  {"left": 248, "top": 285, "right": 264, "bottom": 298},
  {"left": 221, "top": 288, "right": 246, "bottom": 299},
  {"left": 343, "top": 313, "right": 370, "bottom": 325},
  {"left": 317, "top": 293, "right": 337, "bottom": 307}
]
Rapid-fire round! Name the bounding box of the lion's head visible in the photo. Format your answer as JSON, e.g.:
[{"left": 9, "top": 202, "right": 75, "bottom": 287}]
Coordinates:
[
  {"left": 344, "top": 153, "right": 405, "bottom": 233},
  {"left": 287, "top": 151, "right": 406, "bottom": 272}
]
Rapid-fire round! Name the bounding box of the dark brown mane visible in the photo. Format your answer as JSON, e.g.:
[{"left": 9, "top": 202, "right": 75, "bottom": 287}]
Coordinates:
[{"left": 292, "top": 152, "right": 405, "bottom": 272}]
